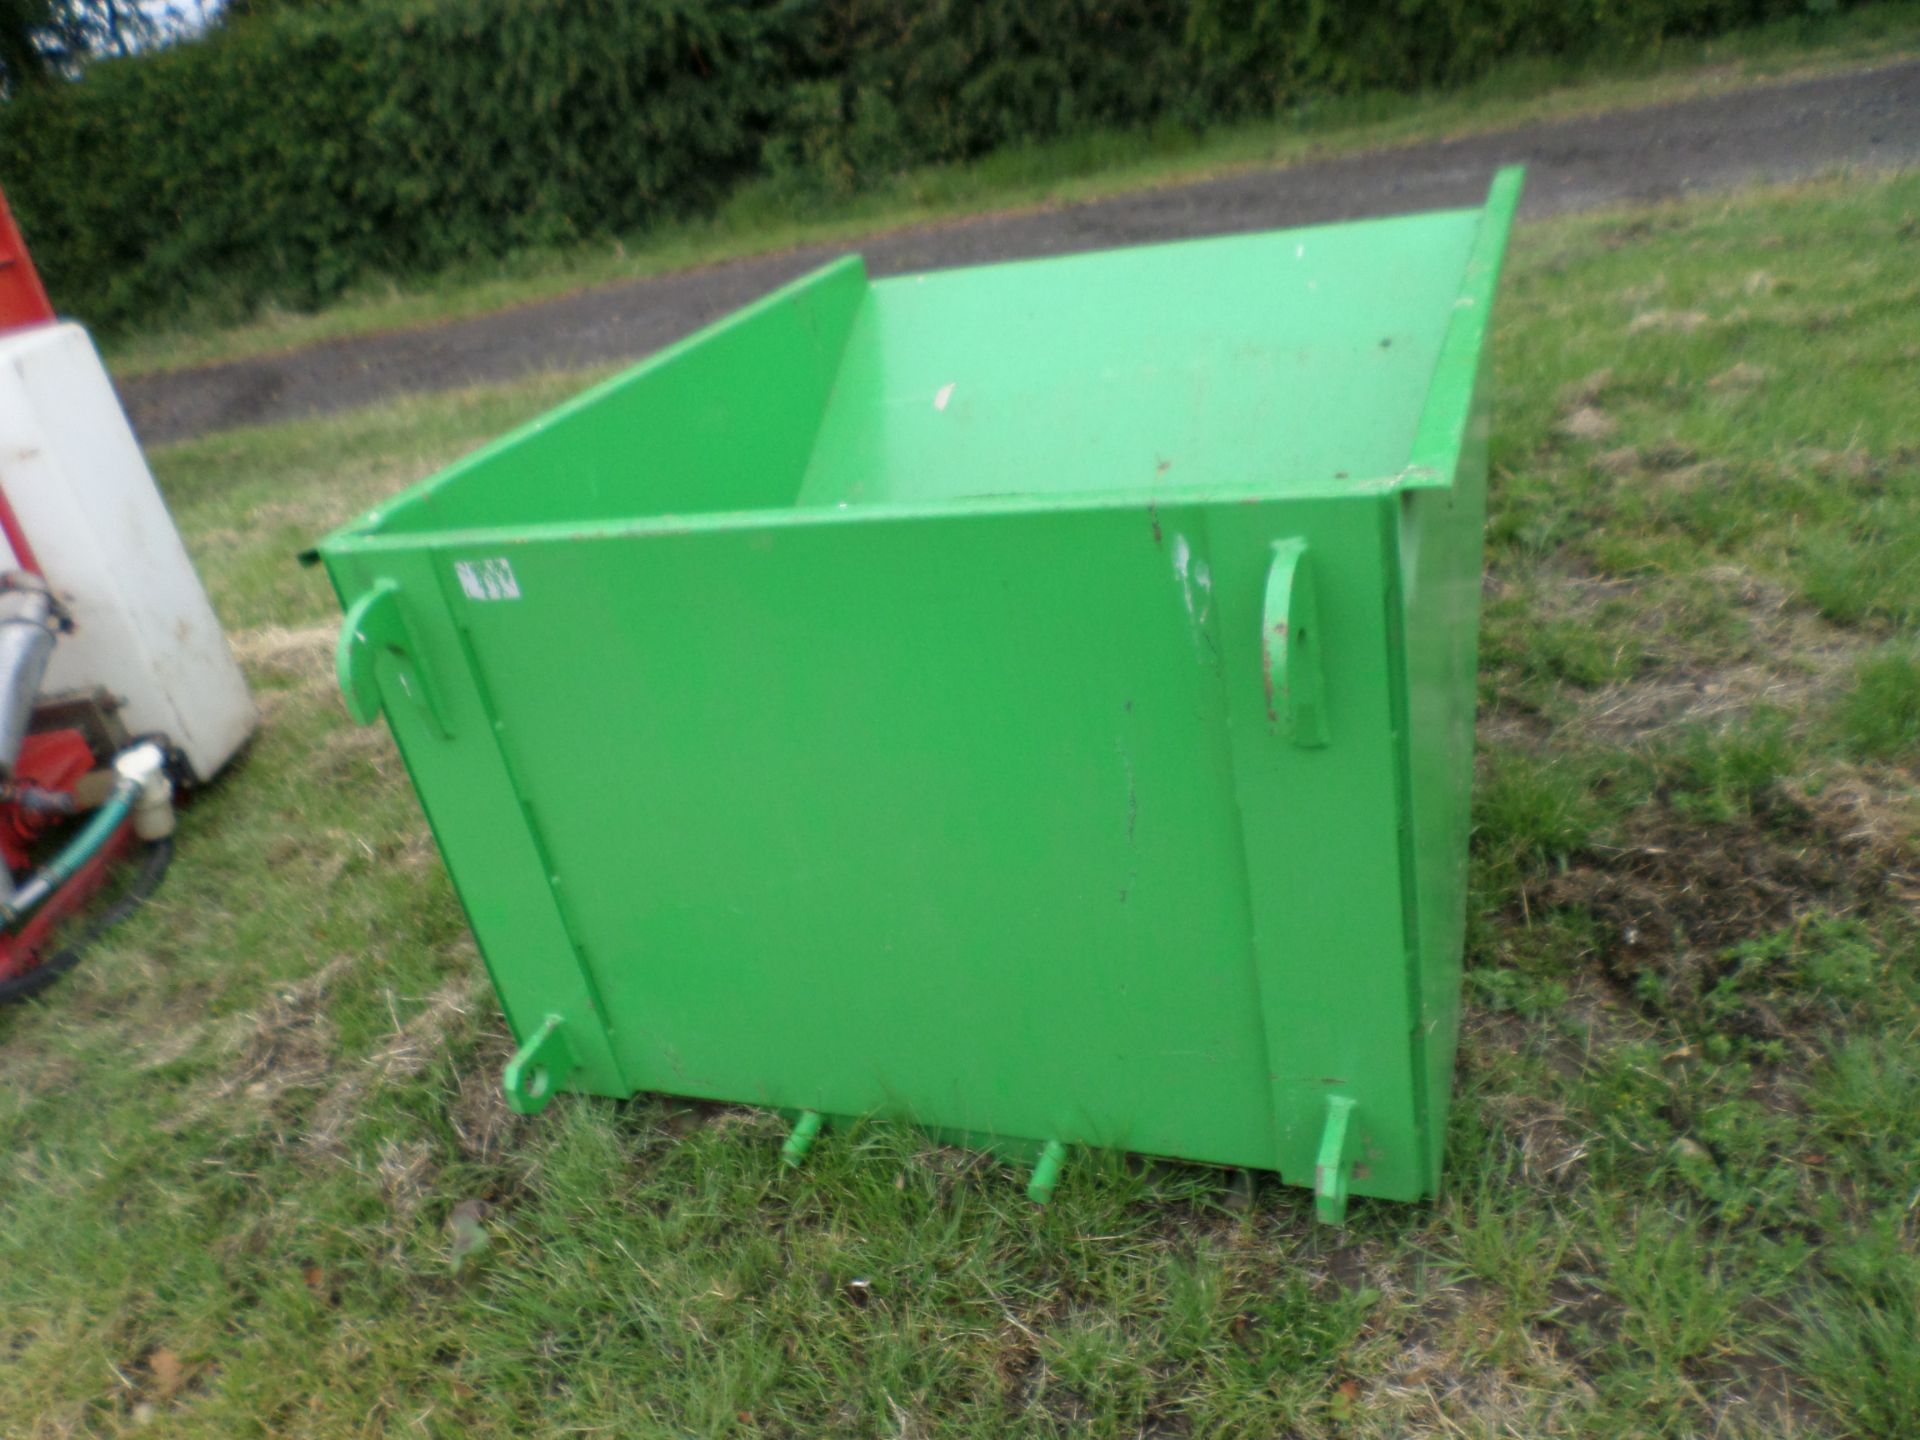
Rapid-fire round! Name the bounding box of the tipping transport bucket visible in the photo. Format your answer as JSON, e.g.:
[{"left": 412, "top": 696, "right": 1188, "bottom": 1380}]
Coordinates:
[{"left": 319, "top": 168, "right": 1524, "bottom": 1220}]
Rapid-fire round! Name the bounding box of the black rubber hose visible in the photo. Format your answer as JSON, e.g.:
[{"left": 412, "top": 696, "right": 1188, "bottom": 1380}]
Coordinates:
[{"left": 0, "top": 837, "right": 174, "bottom": 1005}]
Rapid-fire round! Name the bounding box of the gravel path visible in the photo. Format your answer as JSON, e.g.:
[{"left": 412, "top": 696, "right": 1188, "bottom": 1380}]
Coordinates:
[{"left": 123, "top": 59, "right": 1920, "bottom": 445}]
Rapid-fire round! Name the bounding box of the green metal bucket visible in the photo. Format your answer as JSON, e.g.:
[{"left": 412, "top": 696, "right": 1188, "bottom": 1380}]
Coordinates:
[{"left": 319, "top": 167, "right": 1524, "bottom": 1220}]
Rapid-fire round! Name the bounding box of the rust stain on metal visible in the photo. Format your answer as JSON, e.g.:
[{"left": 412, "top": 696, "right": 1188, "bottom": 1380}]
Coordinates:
[{"left": 1262, "top": 620, "right": 1287, "bottom": 724}]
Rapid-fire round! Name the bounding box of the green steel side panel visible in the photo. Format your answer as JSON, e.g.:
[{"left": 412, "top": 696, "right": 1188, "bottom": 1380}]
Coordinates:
[
  {"left": 446, "top": 507, "right": 1266, "bottom": 1166},
  {"left": 362, "top": 256, "right": 870, "bottom": 536},
  {"left": 407, "top": 495, "right": 1414, "bottom": 1191}
]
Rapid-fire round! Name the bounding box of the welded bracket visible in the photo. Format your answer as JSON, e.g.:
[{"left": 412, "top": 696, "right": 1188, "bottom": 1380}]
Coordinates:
[
  {"left": 1262, "top": 539, "right": 1327, "bottom": 747},
  {"left": 503, "top": 1014, "right": 575, "bottom": 1115},
  {"left": 337, "top": 580, "right": 451, "bottom": 737},
  {"left": 1314, "top": 1095, "right": 1357, "bottom": 1225},
  {"left": 1026, "top": 1140, "right": 1067, "bottom": 1205}
]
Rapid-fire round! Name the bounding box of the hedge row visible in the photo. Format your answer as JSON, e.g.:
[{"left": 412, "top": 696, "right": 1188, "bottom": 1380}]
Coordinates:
[{"left": 0, "top": 0, "right": 1836, "bottom": 332}]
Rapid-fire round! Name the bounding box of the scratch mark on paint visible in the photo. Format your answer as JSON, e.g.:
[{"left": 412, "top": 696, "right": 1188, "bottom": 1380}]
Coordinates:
[
  {"left": 933, "top": 382, "right": 955, "bottom": 411},
  {"left": 1171, "top": 534, "right": 1217, "bottom": 654}
]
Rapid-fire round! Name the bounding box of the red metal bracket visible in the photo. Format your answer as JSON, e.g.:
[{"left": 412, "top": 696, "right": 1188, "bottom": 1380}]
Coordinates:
[{"left": 0, "top": 816, "right": 134, "bottom": 985}]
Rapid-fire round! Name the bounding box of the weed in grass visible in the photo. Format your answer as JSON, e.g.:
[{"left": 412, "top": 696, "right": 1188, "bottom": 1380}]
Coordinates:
[
  {"left": 1805, "top": 1034, "right": 1920, "bottom": 1194},
  {"left": 1441, "top": 1169, "right": 1576, "bottom": 1354},
  {"left": 1584, "top": 1204, "right": 1799, "bottom": 1432},
  {"left": 1474, "top": 747, "right": 1603, "bottom": 898},
  {"left": 1465, "top": 966, "right": 1572, "bottom": 1020},
  {"left": 1718, "top": 913, "right": 1877, "bottom": 1010},
  {"left": 1836, "top": 643, "right": 1920, "bottom": 760},
  {"left": 1796, "top": 1213, "right": 1920, "bottom": 1440},
  {"left": 1668, "top": 712, "right": 1800, "bottom": 824},
  {"left": 1798, "top": 500, "right": 1920, "bottom": 628}
]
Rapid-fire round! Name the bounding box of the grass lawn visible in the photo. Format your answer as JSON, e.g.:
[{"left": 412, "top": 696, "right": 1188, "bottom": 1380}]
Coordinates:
[
  {"left": 100, "top": 2, "right": 1920, "bottom": 379},
  {"left": 4, "top": 167, "right": 1919, "bottom": 1437}
]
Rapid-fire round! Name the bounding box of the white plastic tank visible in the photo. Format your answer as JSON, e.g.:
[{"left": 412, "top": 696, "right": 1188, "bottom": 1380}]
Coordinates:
[{"left": 0, "top": 322, "right": 253, "bottom": 783}]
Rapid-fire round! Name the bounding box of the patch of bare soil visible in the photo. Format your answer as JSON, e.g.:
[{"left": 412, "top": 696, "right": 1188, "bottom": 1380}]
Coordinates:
[
  {"left": 1544, "top": 781, "right": 1911, "bottom": 1043},
  {"left": 1475, "top": 1084, "right": 1593, "bottom": 1191},
  {"left": 212, "top": 953, "right": 356, "bottom": 1108},
  {"left": 1457, "top": 977, "right": 1644, "bottom": 1193},
  {"left": 1707, "top": 361, "right": 1770, "bottom": 391},
  {"left": 312, "top": 722, "right": 401, "bottom": 782},
  {"left": 1575, "top": 656, "right": 1830, "bottom": 744},
  {"left": 1556, "top": 405, "right": 1618, "bottom": 442},
  {"left": 1778, "top": 763, "right": 1920, "bottom": 867}
]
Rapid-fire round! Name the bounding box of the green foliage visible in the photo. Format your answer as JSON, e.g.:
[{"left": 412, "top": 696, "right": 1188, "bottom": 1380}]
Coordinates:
[
  {"left": 0, "top": 0, "right": 150, "bottom": 95},
  {"left": 762, "top": 0, "right": 1207, "bottom": 199},
  {"left": 0, "top": 0, "right": 1849, "bottom": 331},
  {"left": 3, "top": 0, "right": 782, "bottom": 328}
]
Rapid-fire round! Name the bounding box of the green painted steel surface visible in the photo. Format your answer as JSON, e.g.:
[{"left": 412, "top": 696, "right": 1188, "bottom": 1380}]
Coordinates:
[{"left": 319, "top": 169, "right": 1523, "bottom": 1215}]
